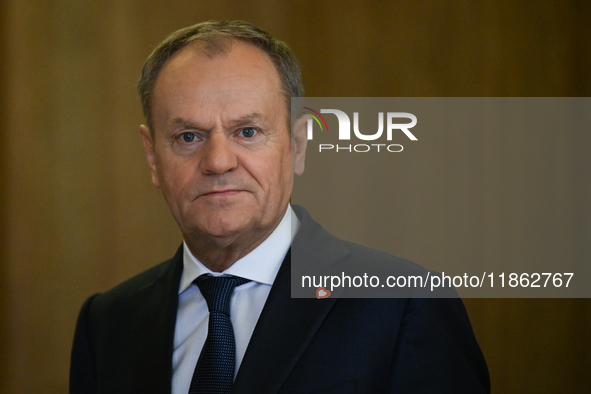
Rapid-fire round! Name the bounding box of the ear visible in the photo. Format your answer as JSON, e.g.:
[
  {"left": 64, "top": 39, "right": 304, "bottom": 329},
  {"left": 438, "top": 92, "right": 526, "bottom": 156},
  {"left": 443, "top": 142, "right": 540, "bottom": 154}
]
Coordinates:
[
  {"left": 139, "top": 125, "right": 161, "bottom": 188},
  {"left": 292, "top": 115, "right": 308, "bottom": 176}
]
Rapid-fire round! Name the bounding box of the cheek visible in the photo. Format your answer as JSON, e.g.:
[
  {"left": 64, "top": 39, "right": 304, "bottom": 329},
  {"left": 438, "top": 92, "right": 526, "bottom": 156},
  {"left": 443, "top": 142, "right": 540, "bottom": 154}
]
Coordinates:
[
  {"left": 263, "top": 150, "right": 291, "bottom": 183},
  {"left": 157, "top": 157, "right": 196, "bottom": 198},
  {"left": 269, "top": 152, "right": 294, "bottom": 198}
]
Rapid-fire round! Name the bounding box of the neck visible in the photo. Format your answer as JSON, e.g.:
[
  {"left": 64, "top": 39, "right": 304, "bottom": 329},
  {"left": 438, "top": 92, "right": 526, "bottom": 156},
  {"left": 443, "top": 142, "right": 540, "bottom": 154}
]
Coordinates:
[
  {"left": 184, "top": 215, "right": 287, "bottom": 272},
  {"left": 188, "top": 242, "right": 259, "bottom": 272}
]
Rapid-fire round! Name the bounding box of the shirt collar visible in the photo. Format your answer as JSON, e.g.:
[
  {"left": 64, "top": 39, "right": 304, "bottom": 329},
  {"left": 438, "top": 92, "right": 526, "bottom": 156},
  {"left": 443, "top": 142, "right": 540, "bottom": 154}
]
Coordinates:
[{"left": 179, "top": 204, "right": 300, "bottom": 294}]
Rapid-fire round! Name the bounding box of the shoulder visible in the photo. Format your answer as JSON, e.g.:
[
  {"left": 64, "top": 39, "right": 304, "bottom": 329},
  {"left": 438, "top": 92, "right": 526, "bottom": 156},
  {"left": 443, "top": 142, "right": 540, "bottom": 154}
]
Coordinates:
[
  {"left": 292, "top": 205, "right": 437, "bottom": 296},
  {"left": 98, "top": 259, "right": 174, "bottom": 302},
  {"left": 342, "top": 239, "right": 428, "bottom": 275},
  {"left": 292, "top": 204, "right": 426, "bottom": 273},
  {"left": 85, "top": 245, "right": 183, "bottom": 318}
]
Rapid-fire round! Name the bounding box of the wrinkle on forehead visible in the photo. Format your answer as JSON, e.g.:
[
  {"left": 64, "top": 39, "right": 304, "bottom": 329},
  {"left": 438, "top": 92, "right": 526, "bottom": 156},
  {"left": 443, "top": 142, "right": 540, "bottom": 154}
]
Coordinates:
[
  {"left": 168, "top": 112, "right": 269, "bottom": 132},
  {"left": 152, "top": 41, "right": 285, "bottom": 135}
]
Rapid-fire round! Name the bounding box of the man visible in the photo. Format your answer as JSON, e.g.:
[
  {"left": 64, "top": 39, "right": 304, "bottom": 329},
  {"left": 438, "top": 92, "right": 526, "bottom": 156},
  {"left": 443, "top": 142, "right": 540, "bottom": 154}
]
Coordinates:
[{"left": 70, "top": 20, "right": 490, "bottom": 393}]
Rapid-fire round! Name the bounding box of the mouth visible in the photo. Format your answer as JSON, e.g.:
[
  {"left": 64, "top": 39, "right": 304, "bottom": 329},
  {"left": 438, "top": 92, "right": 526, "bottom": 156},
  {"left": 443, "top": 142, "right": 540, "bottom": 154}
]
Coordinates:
[{"left": 199, "top": 189, "right": 244, "bottom": 198}]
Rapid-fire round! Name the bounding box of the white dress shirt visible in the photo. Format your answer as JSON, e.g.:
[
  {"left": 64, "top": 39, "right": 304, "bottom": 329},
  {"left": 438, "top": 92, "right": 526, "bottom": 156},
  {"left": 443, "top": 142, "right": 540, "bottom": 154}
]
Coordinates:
[{"left": 171, "top": 205, "right": 299, "bottom": 394}]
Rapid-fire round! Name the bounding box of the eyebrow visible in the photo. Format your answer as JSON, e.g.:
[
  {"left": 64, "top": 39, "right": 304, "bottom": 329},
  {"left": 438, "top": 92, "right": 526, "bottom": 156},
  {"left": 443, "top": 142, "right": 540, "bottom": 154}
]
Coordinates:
[
  {"left": 227, "top": 112, "right": 268, "bottom": 128},
  {"left": 169, "top": 113, "right": 268, "bottom": 131},
  {"left": 170, "top": 118, "right": 200, "bottom": 130}
]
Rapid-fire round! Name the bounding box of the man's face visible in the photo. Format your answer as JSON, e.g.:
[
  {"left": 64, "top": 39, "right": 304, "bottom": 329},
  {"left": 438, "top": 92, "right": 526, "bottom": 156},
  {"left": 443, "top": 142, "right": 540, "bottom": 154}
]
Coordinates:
[{"left": 140, "top": 41, "right": 305, "bottom": 255}]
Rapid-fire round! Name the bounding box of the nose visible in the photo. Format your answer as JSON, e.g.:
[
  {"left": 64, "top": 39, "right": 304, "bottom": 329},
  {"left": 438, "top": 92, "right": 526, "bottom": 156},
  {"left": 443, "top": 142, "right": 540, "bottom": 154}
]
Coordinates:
[{"left": 199, "top": 132, "right": 238, "bottom": 175}]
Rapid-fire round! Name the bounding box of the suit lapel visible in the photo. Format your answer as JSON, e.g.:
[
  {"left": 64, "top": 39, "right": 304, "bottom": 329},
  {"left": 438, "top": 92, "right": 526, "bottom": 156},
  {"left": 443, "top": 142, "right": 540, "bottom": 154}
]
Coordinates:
[
  {"left": 232, "top": 252, "right": 338, "bottom": 394},
  {"left": 232, "top": 206, "right": 349, "bottom": 394},
  {"left": 122, "top": 245, "right": 184, "bottom": 393}
]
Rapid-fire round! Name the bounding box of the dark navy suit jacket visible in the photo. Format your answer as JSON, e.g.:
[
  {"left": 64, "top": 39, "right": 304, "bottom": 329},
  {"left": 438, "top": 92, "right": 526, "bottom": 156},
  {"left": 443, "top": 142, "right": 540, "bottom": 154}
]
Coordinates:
[{"left": 70, "top": 206, "right": 490, "bottom": 393}]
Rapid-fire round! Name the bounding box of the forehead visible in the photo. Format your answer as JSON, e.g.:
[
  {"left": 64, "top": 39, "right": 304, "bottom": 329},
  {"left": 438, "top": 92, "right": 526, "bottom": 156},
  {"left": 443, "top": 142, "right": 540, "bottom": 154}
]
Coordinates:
[{"left": 151, "top": 41, "right": 285, "bottom": 130}]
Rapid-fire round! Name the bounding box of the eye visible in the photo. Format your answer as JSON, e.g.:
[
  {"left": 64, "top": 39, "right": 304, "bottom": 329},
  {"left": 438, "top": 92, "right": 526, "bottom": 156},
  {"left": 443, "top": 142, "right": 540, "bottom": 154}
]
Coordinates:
[
  {"left": 239, "top": 127, "right": 257, "bottom": 138},
  {"left": 180, "top": 132, "right": 197, "bottom": 143}
]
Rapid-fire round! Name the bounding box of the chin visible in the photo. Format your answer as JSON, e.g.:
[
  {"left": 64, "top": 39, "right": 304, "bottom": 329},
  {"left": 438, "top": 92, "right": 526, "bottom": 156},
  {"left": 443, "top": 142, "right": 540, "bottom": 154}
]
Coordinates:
[{"left": 196, "top": 214, "right": 253, "bottom": 239}]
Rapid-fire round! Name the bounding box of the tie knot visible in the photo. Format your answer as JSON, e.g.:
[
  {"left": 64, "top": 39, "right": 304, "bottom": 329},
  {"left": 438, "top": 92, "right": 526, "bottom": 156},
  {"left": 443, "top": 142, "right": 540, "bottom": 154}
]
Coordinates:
[{"left": 195, "top": 275, "right": 250, "bottom": 314}]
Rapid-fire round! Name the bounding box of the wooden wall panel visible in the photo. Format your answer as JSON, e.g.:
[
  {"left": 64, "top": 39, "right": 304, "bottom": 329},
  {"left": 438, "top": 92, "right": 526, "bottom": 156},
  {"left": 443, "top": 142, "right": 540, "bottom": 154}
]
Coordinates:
[
  {"left": 0, "top": 0, "right": 10, "bottom": 391},
  {"left": 0, "top": 1, "right": 589, "bottom": 393}
]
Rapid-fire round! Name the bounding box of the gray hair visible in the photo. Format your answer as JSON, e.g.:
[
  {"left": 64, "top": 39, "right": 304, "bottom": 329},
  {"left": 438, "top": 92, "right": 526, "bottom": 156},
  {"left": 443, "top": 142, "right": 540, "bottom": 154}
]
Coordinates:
[{"left": 138, "top": 20, "right": 303, "bottom": 134}]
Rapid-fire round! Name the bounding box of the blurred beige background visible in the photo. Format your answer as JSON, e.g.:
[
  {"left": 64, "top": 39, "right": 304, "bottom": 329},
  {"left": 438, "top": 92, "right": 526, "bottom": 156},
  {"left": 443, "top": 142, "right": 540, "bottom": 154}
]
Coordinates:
[{"left": 0, "top": 1, "right": 589, "bottom": 393}]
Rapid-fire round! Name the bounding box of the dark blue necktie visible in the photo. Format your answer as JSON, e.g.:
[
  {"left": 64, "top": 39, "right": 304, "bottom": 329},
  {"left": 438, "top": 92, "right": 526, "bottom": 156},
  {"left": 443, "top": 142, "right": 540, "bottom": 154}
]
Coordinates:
[{"left": 189, "top": 275, "right": 251, "bottom": 394}]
